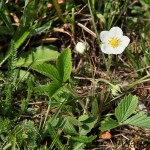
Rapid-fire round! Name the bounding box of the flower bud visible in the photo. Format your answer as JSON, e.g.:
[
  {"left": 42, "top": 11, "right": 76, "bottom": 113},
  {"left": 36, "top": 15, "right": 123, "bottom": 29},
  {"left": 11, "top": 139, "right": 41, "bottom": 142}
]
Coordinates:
[
  {"left": 111, "top": 84, "right": 121, "bottom": 96},
  {"left": 75, "top": 42, "right": 86, "bottom": 54}
]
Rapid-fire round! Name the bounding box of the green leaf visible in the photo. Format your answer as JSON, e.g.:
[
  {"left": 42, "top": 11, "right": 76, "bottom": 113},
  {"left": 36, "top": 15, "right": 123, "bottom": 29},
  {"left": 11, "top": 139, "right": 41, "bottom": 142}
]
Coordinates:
[
  {"left": 70, "top": 135, "right": 97, "bottom": 143},
  {"left": 123, "top": 112, "right": 150, "bottom": 129},
  {"left": 49, "top": 81, "right": 64, "bottom": 98},
  {"left": 91, "top": 98, "right": 99, "bottom": 116},
  {"left": 56, "top": 48, "right": 72, "bottom": 82},
  {"left": 50, "top": 117, "right": 64, "bottom": 128},
  {"left": 15, "top": 25, "right": 36, "bottom": 52},
  {"left": 78, "top": 115, "right": 98, "bottom": 136},
  {"left": 16, "top": 45, "right": 59, "bottom": 67},
  {"left": 31, "top": 63, "right": 61, "bottom": 81},
  {"left": 21, "top": 120, "right": 38, "bottom": 149},
  {"left": 115, "top": 94, "right": 138, "bottom": 122},
  {"left": 67, "top": 116, "right": 83, "bottom": 127},
  {"left": 32, "top": 18, "right": 58, "bottom": 36},
  {"left": 22, "top": 0, "right": 37, "bottom": 27},
  {"left": 0, "top": 1, "right": 14, "bottom": 34},
  {"left": 50, "top": 117, "right": 78, "bottom": 135},
  {"left": 0, "top": 118, "right": 10, "bottom": 134},
  {"left": 33, "top": 85, "right": 49, "bottom": 93},
  {"left": 18, "top": 70, "right": 34, "bottom": 81},
  {"left": 47, "top": 122, "right": 65, "bottom": 150},
  {"left": 69, "top": 142, "right": 85, "bottom": 150},
  {"left": 78, "top": 115, "right": 89, "bottom": 122},
  {"left": 100, "top": 117, "right": 119, "bottom": 132},
  {"left": 19, "top": 80, "right": 32, "bottom": 115},
  {"left": 126, "top": 75, "right": 150, "bottom": 91},
  {"left": 0, "top": 25, "right": 36, "bottom": 66},
  {"left": 63, "top": 118, "right": 78, "bottom": 135}
]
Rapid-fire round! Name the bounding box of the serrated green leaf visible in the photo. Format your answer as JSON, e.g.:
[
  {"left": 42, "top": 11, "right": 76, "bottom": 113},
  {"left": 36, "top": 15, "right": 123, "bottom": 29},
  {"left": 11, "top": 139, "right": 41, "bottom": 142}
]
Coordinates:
[
  {"left": 50, "top": 117, "right": 77, "bottom": 135},
  {"left": 67, "top": 116, "right": 83, "bottom": 126},
  {"left": 56, "top": 48, "right": 72, "bottom": 82},
  {"left": 63, "top": 118, "right": 78, "bottom": 135},
  {"left": 100, "top": 117, "right": 119, "bottom": 132},
  {"left": 123, "top": 112, "right": 150, "bottom": 129},
  {"left": 33, "top": 85, "right": 49, "bottom": 93},
  {"left": 49, "top": 81, "right": 64, "bottom": 98},
  {"left": 16, "top": 45, "right": 59, "bottom": 67},
  {"left": 0, "top": 118, "right": 10, "bottom": 134},
  {"left": 47, "top": 122, "right": 65, "bottom": 150},
  {"left": 69, "top": 142, "right": 85, "bottom": 150},
  {"left": 51, "top": 117, "right": 63, "bottom": 128},
  {"left": 18, "top": 70, "right": 34, "bottom": 81},
  {"left": 78, "top": 115, "right": 89, "bottom": 122},
  {"left": 91, "top": 98, "right": 99, "bottom": 116},
  {"left": 115, "top": 94, "right": 138, "bottom": 122},
  {"left": 70, "top": 135, "right": 97, "bottom": 143},
  {"left": 78, "top": 116, "right": 98, "bottom": 136},
  {"left": 31, "top": 63, "right": 61, "bottom": 82}
]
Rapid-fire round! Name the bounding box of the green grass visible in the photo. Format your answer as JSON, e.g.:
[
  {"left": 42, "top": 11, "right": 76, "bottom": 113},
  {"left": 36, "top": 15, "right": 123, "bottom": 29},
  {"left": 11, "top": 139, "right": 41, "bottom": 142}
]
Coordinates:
[{"left": 0, "top": 0, "right": 150, "bottom": 149}]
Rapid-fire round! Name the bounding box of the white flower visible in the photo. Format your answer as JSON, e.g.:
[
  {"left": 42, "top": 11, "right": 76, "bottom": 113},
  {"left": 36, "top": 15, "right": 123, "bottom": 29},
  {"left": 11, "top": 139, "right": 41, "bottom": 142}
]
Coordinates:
[
  {"left": 100, "top": 27, "right": 130, "bottom": 54},
  {"left": 75, "top": 42, "right": 86, "bottom": 54}
]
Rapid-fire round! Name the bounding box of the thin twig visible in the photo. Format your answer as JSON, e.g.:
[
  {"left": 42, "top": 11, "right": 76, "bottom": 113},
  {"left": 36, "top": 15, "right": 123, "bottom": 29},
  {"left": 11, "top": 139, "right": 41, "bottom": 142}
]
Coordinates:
[{"left": 76, "top": 22, "right": 96, "bottom": 38}]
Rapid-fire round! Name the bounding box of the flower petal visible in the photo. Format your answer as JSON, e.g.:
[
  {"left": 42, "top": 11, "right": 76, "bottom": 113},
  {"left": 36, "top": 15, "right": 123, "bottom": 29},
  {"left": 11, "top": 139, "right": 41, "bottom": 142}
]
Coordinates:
[
  {"left": 102, "top": 43, "right": 125, "bottom": 54},
  {"left": 100, "top": 31, "right": 109, "bottom": 42},
  {"left": 100, "top": 44, "right": 109, "bottom": 54},
  {"left": 101, "top": 43, "right": 114, "bottom": 54},
  {"left": 120, "top": 36, "right": 130, "bottom": 48},
  {"left": 112, "top": 46, "right": 125, "bottom": 54},
  {"left": 109, "top": 27, "right": 123, "bottom": 37}
]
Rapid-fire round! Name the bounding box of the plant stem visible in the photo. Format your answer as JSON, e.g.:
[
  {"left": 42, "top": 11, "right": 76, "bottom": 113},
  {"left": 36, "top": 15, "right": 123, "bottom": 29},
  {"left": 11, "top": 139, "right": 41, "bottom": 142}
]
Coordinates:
[
  {"left": 42, "top": 99, "right": 51, "bottom": 129},
  {"left": 52, "top": 0, "right": 65, "bottom": 23},
  {"left": 71, "top": 7, "right": 75, "bottom": 37},
  {"left": 106, "top": 54, "right": 112, "bottom": 79}
]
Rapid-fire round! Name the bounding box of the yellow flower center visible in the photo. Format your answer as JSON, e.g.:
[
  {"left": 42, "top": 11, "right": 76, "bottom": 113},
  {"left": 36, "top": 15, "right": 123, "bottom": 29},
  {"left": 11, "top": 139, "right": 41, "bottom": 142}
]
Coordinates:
[{"left": 108, "top": 37, "right": 120, "bottom": 48}]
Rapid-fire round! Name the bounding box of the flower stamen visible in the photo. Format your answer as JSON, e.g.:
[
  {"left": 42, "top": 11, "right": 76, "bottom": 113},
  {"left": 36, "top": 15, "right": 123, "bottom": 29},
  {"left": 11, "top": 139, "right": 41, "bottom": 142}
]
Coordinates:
[{"left": 108, "top": 37, "right": 120, "bottom": 48}]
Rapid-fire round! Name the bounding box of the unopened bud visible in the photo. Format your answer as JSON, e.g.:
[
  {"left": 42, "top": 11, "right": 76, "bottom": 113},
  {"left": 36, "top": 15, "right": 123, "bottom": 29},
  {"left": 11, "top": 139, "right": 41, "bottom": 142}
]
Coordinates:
[
  {"left": 75, "top": 42, "right": 86, "bottom": 54},
  {"left": 111, "top": 84, "right": 121, "bottom": 96}
]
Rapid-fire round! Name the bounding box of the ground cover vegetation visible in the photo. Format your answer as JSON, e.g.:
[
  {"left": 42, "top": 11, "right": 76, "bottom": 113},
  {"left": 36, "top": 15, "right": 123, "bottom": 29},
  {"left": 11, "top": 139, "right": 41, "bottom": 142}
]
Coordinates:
[{"left": 0, "top": 0, "right": 150, "bottom": 149}]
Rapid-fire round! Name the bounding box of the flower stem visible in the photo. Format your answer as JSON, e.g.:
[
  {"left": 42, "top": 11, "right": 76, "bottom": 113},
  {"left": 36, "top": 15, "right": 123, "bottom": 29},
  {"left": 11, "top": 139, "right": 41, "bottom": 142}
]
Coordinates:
[{"left": 106, "top": 54, "right": 112, "bottom": 80}]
